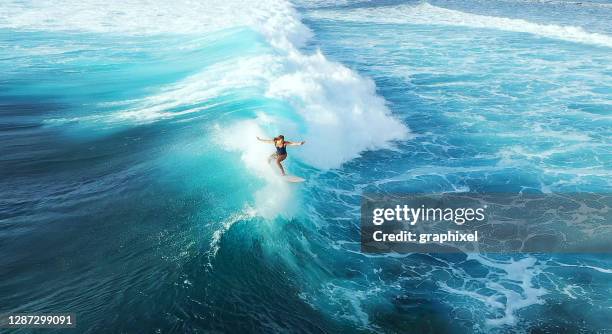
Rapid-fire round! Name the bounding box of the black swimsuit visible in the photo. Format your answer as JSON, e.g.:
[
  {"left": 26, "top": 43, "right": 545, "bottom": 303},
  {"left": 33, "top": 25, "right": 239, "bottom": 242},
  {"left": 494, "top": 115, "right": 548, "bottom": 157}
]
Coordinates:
[{"left": 275, "top": 143, "right": 287, "bottom": 155}]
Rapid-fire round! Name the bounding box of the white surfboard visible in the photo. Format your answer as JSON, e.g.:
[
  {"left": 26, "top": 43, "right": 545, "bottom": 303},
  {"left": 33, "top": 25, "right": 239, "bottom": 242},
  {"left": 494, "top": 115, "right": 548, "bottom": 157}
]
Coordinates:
[{"left": 284, "top": 175, "right": 305, "bottom": 183}]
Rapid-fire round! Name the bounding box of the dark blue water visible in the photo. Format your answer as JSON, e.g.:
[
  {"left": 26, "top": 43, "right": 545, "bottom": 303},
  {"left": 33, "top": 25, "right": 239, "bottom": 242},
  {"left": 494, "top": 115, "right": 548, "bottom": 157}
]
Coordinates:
[{"left": 1, "top": 0, "right": 611, "bottom": 332}]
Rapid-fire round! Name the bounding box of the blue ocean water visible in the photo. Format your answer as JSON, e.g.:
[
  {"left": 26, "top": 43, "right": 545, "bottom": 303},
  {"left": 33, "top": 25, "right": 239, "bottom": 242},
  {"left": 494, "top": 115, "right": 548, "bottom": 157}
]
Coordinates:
[{"left": 1, "top": 0, "right": 611, "bottom": 333}]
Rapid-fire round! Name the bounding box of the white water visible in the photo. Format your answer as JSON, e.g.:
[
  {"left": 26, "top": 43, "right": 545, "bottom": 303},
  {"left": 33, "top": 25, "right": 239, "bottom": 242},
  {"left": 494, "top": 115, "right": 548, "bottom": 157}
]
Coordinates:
[{"left": 308, "top": 2, "right": 612, "bottom": 48}]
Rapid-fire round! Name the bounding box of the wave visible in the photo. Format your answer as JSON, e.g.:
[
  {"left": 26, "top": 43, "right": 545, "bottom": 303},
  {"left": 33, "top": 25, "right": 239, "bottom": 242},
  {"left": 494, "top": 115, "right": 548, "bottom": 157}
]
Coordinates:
[
  {"left": 4, "top": 0, "right": 409, "bottom": 216},
  {"left": 206, "top": 206, "right": 257, "bottom": 268},
  {"left": 308, "top": 2, "right": 612, "bottom": 48},
  {"left": 4, "top": 0, "right": 408, "bottom": 167}
]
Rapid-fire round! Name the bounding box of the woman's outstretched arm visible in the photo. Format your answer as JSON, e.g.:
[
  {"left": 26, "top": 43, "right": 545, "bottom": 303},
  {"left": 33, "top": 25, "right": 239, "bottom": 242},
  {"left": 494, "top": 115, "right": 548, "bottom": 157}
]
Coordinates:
[
  {"left": 286, "top": 141, "right": 306, "bottom": 146},
  {"left": 256, "top": 136, "right": 274, "bottom": 143}
]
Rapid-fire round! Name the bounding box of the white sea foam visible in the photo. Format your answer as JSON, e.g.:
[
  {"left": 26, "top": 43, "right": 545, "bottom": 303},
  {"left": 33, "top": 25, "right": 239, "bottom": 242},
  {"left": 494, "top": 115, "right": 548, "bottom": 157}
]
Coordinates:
[
  {"left": 308, "top": 2, "right": 612, "bottom": 48},
  {"left": 554, "top": 261, "right": 612, "bottom": 274},
  {"left": 217, "top": 121, "right": 301, "bottom": 219},
  {"left": 0, "top": 0, "right": 311, "bottom": 48},
  {"left": 465, "top": 255, "right": 547, "bottom": 327},
  {"left": 131, "top": 47, "right": 408, "bottom": 170}
]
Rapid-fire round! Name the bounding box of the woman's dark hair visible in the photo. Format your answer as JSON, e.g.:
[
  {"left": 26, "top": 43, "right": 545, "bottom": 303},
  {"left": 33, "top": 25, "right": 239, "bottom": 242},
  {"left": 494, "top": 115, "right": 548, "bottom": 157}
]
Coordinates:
[{"left": 274, "top": 135, "right": 285, "bottom": 142}]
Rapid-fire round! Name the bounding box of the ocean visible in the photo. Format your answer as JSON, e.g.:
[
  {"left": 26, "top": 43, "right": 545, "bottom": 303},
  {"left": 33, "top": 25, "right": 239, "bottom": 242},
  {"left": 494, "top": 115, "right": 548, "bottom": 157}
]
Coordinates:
[{"left": 1, "top": 0, "right": 611, "bottom": 332}]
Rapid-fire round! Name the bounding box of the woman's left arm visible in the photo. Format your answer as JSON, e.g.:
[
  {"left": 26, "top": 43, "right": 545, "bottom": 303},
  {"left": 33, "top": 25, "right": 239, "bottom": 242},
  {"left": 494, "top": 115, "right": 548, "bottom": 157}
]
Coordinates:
[{"left": 286, "top": 141, "right": 305, "bottom": 146}]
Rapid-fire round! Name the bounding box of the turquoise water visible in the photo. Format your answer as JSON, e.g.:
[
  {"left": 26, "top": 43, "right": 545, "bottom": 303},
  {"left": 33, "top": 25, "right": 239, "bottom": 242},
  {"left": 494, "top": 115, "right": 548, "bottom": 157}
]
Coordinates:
[{"left": 1, "top": 0, "right": 611, "bottom": 333}]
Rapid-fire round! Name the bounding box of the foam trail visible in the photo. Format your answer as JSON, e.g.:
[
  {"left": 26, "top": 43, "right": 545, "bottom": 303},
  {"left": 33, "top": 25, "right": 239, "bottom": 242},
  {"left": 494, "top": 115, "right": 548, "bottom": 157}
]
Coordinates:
[
  {"left": 554, "top": 261, "right": 612, "bottom": 274},
  {"left": 308, "top": 2, "right": 612, "bottom": 48}
]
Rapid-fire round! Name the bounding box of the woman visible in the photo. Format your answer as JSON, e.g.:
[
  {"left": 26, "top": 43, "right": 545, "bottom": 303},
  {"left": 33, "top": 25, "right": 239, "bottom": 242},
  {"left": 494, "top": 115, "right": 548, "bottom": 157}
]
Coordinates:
[{"left": 256, "top": 135, "right": 305, "bottom": 176}]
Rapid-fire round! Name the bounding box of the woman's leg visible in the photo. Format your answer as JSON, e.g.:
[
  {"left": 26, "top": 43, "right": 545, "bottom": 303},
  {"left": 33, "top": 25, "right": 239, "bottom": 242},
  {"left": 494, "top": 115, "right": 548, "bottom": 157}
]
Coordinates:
[
  {"left": 268, "top": 153, "right": 278, "bottom": 165},
  {"left": 276, "top": 154, "right": 287, "bottom": 175}
]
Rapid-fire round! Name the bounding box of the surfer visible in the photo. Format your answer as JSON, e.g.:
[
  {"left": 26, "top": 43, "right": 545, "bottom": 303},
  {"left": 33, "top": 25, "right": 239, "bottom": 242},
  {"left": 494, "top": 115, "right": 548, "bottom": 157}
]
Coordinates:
[{"left": 256, "top": 135, "right": 305, "bottom": 176}]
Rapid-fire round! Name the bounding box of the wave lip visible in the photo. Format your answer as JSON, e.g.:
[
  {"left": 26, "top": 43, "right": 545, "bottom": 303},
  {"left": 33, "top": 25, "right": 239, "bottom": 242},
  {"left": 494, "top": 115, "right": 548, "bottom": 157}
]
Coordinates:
[{"left": 308, "top": 2, "right": 612, "bottom": 48}]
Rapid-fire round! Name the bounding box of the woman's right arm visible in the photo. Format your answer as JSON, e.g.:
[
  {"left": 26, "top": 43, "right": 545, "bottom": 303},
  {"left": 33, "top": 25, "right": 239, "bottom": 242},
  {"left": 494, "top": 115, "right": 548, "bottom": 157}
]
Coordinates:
[{"left": 257, "top": 136, "right": 274, "bottom": 143}]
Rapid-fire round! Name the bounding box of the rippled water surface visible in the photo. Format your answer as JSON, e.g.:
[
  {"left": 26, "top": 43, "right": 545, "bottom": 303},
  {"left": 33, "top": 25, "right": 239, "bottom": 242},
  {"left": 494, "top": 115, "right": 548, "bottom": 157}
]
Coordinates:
[{"left": 1, "top": 0, "right": 611, "bottom": 332}]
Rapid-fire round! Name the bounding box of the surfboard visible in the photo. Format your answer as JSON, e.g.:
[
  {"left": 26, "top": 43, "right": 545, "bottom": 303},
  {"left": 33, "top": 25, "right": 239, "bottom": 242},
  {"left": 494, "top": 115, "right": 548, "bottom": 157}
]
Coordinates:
[{"left": 284, "top": 175, "right": 305, "bottom": 183}]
